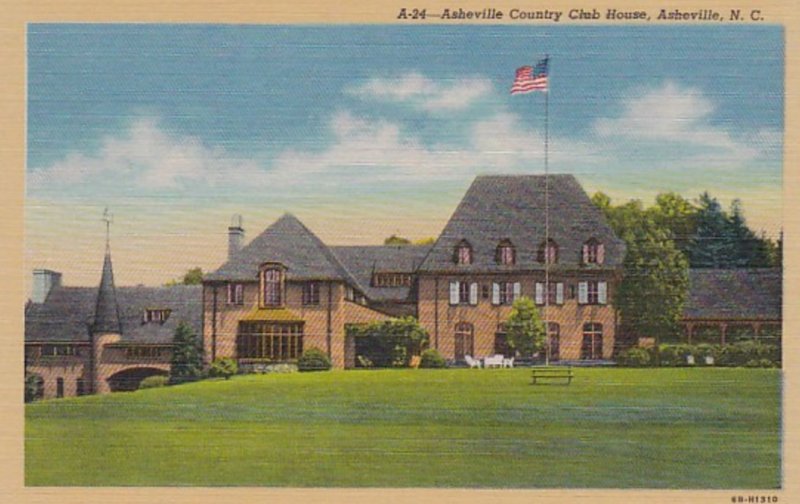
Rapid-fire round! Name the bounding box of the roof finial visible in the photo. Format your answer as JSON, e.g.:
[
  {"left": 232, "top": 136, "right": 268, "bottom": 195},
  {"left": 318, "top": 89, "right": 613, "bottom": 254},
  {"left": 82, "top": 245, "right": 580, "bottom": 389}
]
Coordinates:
[{"left": 102, "top": 207, "right": 113, "bottom": 252}]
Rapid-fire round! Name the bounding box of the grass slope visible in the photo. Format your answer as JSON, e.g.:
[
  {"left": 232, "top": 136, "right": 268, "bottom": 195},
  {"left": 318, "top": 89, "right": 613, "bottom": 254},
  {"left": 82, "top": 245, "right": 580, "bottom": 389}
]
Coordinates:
[{"left": 25, "top": 368, "right": 780, "bottom": 488}]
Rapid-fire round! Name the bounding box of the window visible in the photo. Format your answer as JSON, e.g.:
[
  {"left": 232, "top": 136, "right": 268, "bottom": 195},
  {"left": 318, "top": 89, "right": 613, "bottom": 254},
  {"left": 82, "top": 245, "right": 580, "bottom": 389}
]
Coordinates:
[
  {"left": 583, "top": 239, "right": 605, "bottom": 265},
  {"left": 262, "top": 268, "right": 283, "bottom": 307},
  {"left": 454, "top": 322, "right": 474, "bottom": 361},
  {"left": 537, "top": 239, "right": 559, "bottom": 264},
  {"left": 76, "top": 378, "right": 86, "bottom": 396},
  {"left": 227, "top": 283, "right": 244, "bottom": 305},
  {"left": 449, "top": 281, "right": 478, "bottom": 306},
  {"left": 581, "top": 323, "right": 603, "bottom": 360},
  {"left": 56, "top": 378, "right": 64, "bottom": 398},
  {"left": 372, "top": 273, "right": 412, "bottom": 287},
  {"left": 492, "top": 282, "right": 520, "bottom": 306},
  {"left": 125, "top": 346, "right": 164, "bottom": 359},
  {"left": 303, "top": 282, "right": 321, "bottom": 305},
  {"left": 237, "top": 322, "right": 304, "bottom": 361},
  {"left": 496, "top": 240, "right": 516, "bottom": 265},
  {"left": 547, "top": 323, "right": 561, "bottom": 361},
  {"left": 454, "top": 240, "right": 473, "bottom": 265},
  {"left": 495, "top": 323, "right": 510, "bottom": 357},
  {"left": 144, "top": 309, "right": 171, "bottom": 323},
  {"left": 40, "top": 344, "right": 78, "bottom": 357},
  {"left": 578, "top": 281, "right": 607, "bottom": 305},
  {"left": 535, "top": 282, "right": 564, "bottom": 305},
  {"left": 345, "top": 286, "right": 355, "bottom": 302}
]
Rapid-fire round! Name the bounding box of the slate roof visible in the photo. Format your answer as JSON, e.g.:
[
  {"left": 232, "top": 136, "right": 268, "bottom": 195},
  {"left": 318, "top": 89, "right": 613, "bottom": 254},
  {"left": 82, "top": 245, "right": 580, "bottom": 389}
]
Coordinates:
[
  {"left": 205, "top": 213, "right": 360, "bottom": 287},
  {"left": 92, "top": 251, "right": 122, "bottom": 334},
  {"left": 331, "top": 245, "right": 432, "bottom": 302},
  {"left": 25, "top": 285, "right": 202, "bottom": 344},
  {"left": 418, "top": 174, "right": 626, "bottom": 272},
  {"left": 683, "top": 268, "right": 782, "bottom": 321}
]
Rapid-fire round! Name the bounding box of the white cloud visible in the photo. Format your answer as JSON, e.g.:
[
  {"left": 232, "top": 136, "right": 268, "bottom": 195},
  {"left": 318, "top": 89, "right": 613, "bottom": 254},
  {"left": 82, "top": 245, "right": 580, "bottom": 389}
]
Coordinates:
[
  {"left": 27, "top": 117, "right": 270, "bottom": 191},
  {"left": 347, "top": 72, "right": 494, "bottom": 111},
  {"left": 593, "top": 81, "right": 780, "bottom": 169}
]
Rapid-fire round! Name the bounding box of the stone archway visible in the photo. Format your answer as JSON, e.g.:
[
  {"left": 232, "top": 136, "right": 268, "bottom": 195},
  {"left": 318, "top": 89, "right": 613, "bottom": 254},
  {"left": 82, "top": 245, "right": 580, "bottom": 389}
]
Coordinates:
[{"left": 107, "top": 367, "right": 168, "bottom": 392}]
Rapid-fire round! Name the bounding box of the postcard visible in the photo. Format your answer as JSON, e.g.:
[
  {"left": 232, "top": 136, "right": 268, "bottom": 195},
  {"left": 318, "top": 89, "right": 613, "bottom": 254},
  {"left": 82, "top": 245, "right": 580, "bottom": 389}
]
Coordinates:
[{"left": 6, "top": 2, "right": 796, "bottom": 503}]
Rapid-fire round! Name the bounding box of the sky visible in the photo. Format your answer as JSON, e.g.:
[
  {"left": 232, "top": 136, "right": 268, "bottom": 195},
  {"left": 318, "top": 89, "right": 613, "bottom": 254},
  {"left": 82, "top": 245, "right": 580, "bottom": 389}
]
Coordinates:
[{"left": 26, "top": 24, "right": 784, "bottom": 291}]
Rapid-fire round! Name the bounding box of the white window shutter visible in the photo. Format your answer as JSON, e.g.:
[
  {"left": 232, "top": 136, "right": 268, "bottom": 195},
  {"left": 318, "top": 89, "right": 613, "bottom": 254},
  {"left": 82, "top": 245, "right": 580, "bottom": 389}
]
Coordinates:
[
  {"left": 597, "top": 243, "right": 605, "bottom": 264},
  {"left": 492, "top": 283, "right": 500, "bottom": 305},
  {"left": 598, "top": 281, "right": 608, "bottom": 304},
  {"left": 556, "top": 283, "right": 564, "bottom": 304},
  {"left": 469, "top": 283, "right": 478, "bottom": 305},
  {"left": 582, "top": 244, "right": 589, "bottom": 264},
  {"left": 449, "top": 281, "right": 459, "bottom": 305},
  {"left": 513, "top": 282, "right": 521, "bottom": 300},
  {"left": 578, "top": 282, "right": 588, "bottom": 304},
  {"left": 535, "top": 282, "right": 544, "bottom": 305}
]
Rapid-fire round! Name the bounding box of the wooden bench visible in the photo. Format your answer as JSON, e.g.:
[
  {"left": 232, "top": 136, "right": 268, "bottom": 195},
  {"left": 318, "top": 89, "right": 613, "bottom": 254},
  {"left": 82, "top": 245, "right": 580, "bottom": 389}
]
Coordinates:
[{"left": 531, "top": 366, "right": 574, "bottom": 385}]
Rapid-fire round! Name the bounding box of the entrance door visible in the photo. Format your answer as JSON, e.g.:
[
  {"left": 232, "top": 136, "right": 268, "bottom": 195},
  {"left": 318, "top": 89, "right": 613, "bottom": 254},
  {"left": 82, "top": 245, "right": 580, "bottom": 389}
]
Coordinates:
[
  {"left": 581, "top": 323, "right": 603, "bottom": 360},
  {"left": 454, "top": 322, "right": 474, "bottom": 361},
  {"left": 548, "top": 323, "right": 560, "bottom": 361}
]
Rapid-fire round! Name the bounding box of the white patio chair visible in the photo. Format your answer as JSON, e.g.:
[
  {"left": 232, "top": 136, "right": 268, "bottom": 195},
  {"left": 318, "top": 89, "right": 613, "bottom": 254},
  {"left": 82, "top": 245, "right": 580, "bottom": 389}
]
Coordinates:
[
  {"left": 464, "top": 355, "right": 482, "bottom": 368},
  {"left": 503, "top": 357, "right": 515, "bottom": 368}
]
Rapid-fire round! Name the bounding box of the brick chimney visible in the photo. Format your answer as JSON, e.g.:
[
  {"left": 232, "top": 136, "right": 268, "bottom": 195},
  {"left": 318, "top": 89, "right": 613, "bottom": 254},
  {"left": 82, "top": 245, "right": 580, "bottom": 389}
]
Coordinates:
[
  {"left": 31, "top": 269, "right": 62, "bottom": 303},
  {"left": 228, "top": 214, "right": 245, "bottom": 260}
]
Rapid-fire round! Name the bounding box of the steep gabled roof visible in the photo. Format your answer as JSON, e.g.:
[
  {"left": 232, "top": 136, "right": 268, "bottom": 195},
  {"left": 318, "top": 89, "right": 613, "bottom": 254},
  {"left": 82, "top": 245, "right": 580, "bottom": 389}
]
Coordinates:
[
  {"left": 418, "top": 174, "right": 625, "bottom": 272},
  {"left": 25, "top": 285, "right": 202, "bottom": 344},
  {"left": 205, "top": 213, "right": 359, "bottom": 285},
  {"left": 683, "top": 268, "right": 782, "bottom": 320},
  {"left": 331, "top": 245, "right": 432, "bottom": 302}
]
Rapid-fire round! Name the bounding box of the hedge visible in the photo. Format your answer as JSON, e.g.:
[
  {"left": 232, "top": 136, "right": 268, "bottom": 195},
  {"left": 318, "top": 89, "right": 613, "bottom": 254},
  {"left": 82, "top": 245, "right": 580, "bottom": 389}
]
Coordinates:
[
  {"left": 419, "top": 349, "right": 447, "bottom": 368},
  {"left": 297, "top": 348, "right": 332, "bottom": 372}
]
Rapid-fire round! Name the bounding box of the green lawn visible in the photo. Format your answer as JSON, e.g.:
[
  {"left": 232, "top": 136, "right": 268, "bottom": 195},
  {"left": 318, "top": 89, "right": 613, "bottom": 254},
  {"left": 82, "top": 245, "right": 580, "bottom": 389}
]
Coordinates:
[{"left": 25, "top": 368, "right": 781, "bottom": 488}]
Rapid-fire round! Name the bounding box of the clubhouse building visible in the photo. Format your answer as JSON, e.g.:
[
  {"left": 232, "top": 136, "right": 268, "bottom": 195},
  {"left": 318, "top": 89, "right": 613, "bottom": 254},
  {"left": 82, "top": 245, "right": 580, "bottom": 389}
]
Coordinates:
[{"left": 25, "top": 174, "right": 782, "bottom": 398}]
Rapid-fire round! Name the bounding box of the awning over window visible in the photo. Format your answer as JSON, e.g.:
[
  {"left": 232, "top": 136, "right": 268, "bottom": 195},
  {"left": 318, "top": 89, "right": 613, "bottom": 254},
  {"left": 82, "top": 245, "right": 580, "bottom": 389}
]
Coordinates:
[{"left": 240, "top": 307, "right": 304, "bottom": 322}]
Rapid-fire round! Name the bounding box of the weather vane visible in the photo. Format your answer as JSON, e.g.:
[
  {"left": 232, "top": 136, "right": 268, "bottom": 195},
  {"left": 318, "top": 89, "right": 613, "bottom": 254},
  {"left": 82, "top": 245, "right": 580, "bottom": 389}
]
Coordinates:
[{"left": 102, "top": 207, "right": 113, "bottom": 250}]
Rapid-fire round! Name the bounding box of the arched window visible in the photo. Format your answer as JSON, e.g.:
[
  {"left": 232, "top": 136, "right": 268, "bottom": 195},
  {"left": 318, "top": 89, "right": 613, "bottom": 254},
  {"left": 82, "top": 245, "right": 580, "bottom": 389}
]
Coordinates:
[
  {"left": 547, "top": 323, "right": 560, "bottom": 361},
  {"left": 261, "top": 266, "right": 284, "bottom": 307},
  {"left": 495, "top": 239, "right": 516, "bottom": 265},
  {"left": 583, "top": 238, "right": 605, "bottom": 265},
  {"left": 454, "top": 240, "right": 473, "bottom": 265},
  {"left": 454, "top": 322, "right": 474, "bottom": 361},
  {"left": 537, "top": 239, "right": 558, "bottom": 264},
  {"left": 581, "top": 323, "right": 603, "bottom": 360}
]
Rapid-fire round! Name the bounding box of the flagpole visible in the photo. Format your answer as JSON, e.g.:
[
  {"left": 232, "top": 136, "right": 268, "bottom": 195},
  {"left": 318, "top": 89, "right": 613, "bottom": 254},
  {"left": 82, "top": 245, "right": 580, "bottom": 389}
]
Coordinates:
[{"left": 543, "top": 56, "right": 550, "bottom": 367}]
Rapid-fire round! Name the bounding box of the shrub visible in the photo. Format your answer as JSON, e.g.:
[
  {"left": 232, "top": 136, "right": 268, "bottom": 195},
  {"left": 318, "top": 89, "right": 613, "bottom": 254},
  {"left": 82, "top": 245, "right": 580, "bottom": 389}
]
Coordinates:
[
  {"left": 692, "top": 344, "right": 720, "bottom": 365},
  {"left": 616, "top": 347, "right": 651, "bottom": 367},
  {"left": 208, "top": 357, "right": 238, "bottom": 380},
  {"left": 419, "top": 349, "right": 447, "bottom": 368},
  {"left": 744, "top": 358, "right": 776, "bottom": 368},
  {"left": 297, "top": 348, "right": 332, "bottom": 372},
  {"left": 139, "top": 375, "right": 168, "bottom": 389},
  {"left": 657, "top": 344, "right": 696, "bottom": 367},
  {"left": 25, "top": 373, "right": 44, "bottom": 402},
  {"left": 717, "top": 341, "right": 780, "bottom": 367}
]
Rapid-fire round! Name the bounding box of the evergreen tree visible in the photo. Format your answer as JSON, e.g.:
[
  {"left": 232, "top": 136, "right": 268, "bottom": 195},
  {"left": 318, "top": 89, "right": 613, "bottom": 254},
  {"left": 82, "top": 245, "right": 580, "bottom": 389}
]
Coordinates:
[
  {"left": 169, "top": 321, "right": 203, "bottom": 384},
  {"left": 689, "top": 192, "right": 738, "bottom": 268}
]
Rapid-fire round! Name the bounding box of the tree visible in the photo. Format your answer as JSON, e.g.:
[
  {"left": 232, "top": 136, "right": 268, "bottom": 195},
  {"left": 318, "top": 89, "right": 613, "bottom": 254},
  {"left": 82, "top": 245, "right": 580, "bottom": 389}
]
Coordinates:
[
  {"left": 649, "top": 192, "right": 697, "bottom": 257},
  {"left": 25, "top": 372, "right": 43, "bottom": 403},
  {"left": 414, "top": 237, "right": 436, "bottom": 246},
  {"left": 616, "top": 216, "right": 689, "bottom": 363},
  {"left": 208, "top": 357, "right": 238, "bottom": 380},
  {"left": 169, "top": 321, "right": 203, "bottom": 384},
  {"left": 384, "top": 234, "right": 411, "bottom": 245},
  {"left": 348, "top": 317, "right": 430, "bottom": 367},
  {"left": 504, "top": 296, "right": 546, "bottom": 358},
  {"left": 165, "top": 267, "right": 204, "bottom": 286}
]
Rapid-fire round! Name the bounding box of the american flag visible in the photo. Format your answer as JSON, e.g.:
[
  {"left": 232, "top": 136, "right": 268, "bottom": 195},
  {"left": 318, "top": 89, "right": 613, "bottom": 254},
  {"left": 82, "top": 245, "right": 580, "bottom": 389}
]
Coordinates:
[{"left": 510, "top": 57, "right": 549, "bottom": 94}]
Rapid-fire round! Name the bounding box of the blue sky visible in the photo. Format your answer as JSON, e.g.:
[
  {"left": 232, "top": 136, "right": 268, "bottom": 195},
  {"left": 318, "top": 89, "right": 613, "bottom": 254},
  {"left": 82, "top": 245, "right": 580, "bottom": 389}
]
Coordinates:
[{"left": 26, "top": 24, "right": 784, "bottom": 287}]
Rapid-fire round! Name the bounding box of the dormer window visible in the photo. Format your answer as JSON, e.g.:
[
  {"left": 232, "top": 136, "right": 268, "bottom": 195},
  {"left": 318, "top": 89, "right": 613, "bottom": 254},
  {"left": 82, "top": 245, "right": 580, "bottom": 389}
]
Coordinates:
[
  {"left": 537, "top": 239, "right": 558, "bottom": 264},
  {"left": 144, "top": 309, "right": 171, "bottom": 323},
  {"left": 496, "top": 240, "right": 516, "bottom": 265},
  {"left": 261, "top": 265, "right": 285, "bottom": 307},
  {"left": 454, "top": 240, "right": 473, "bottom": 265},
  {"left": 583, "top": 238, "right": 605, "bottom": 265}
]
